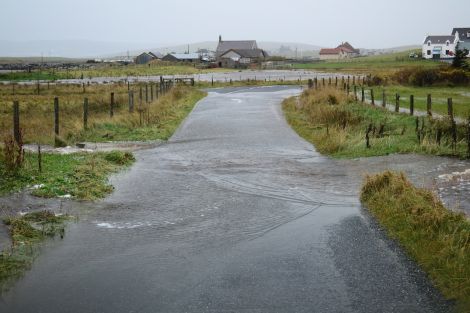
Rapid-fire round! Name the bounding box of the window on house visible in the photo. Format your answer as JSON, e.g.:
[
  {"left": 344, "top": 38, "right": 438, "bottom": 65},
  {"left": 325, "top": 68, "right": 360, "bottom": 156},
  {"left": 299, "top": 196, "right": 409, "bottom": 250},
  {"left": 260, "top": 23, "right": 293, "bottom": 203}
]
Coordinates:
[
  {"left": 467, "top": 32, "right": 470, "bottom": 38},
  {"left": 446, "top": 50, "right": 450, "bottom": 55},
  {"left": 446, "top": 41, "right": 450, "bottom": 46},
  {"left": 427, "top": 50, "right": 431, "bottom": 56},
  {"left": 428, "top": 41, "right": 431, "bottom": 46}
]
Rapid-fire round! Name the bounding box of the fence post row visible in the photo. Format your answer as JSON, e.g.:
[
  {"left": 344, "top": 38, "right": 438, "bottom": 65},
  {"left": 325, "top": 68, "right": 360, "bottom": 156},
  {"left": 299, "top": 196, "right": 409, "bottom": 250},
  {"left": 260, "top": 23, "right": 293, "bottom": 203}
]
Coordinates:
[
  {"left": 371, "top": 89, "right": 375, "bottom": 106},
  {"left": 427, "top": 94, "right": 432, "bottom": 116},
  {"left": 54, "top": 97, "right": 59, "bottom": 136},
  {"left": 110, "top": 92, "right": 114, "bottom": 118},
  {"left": 395, "top": 94, "right": 400, "bottom": 113},
  {"left": 410, "top": 95, "right": 414, "bottom": 116},
  {"left": 382, "top": 90, "right": 386, "bottom": 108},
  {"left": 129, "top": 91, "right": 134, "bottom": 113},
  {"left": 448, "top": 98, "right": 454, "bottom": 120}
]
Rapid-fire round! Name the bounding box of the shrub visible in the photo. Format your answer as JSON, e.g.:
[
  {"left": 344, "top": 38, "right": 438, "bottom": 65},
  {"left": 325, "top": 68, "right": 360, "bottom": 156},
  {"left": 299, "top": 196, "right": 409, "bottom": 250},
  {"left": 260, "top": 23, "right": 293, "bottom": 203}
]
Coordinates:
[
  {"left": 392, "top": 67, "right": 469, "bottom": 86},
  {"left": 1, "top": 133, "right": 24, "bottom": 173},
  {"left": 103, "top": 151, "right": 135, "bottom": 165}
]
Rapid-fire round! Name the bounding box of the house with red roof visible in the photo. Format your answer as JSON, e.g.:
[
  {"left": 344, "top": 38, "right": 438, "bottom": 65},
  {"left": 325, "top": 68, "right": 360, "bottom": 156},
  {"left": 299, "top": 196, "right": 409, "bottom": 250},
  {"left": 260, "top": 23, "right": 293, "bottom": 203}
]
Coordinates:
[{"left": 319, "top": 42, "right": 360, "bottom": 60}]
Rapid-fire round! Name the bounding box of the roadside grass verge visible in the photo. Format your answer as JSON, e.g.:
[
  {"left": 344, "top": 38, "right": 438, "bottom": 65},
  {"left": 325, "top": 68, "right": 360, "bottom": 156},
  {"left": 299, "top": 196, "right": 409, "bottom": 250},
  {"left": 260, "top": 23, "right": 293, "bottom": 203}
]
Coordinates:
[
  {"left": 0, "top": 150, "right": 135, "bottom": 200},
  {"left": 360, "top": 171, "right": 470, "bottom": 311},
  {"left": 0, "top": 84, "right": 206, "bottom": 145},
  {"left": 282, "top": 87, "right": 469, "bottom": 159},
  {"left": 0, "top": 210, "right": 71, "bottom": 291}
]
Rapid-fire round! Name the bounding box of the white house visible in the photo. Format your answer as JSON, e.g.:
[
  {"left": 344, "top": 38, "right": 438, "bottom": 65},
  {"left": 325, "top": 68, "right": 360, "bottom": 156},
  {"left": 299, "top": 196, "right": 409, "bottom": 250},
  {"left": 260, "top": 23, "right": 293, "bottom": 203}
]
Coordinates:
[{"left": 422, "top": 34, "right": 459, "bottom": 59}]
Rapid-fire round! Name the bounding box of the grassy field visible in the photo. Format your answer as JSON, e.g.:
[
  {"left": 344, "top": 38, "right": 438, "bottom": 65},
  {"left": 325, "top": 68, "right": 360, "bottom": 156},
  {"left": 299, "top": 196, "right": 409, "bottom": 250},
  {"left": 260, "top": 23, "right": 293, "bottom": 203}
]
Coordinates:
[
  {"left": 283, "top": 87, "right": 469, "bottom": 159},
  {"left": 0, "top": 84, "right": 206, "bottom": 145},
  {"left": 361, "top": 85, "right": 470, "bottom": 119},
  {"left": 292, "top": 50, "right": 441, "bottom": 75},
  {"left": 0, "top": 62, "right": 234, "bottom": 81},
  {"left": 361, "top": 171, "right": 470, "bottom": 311}
]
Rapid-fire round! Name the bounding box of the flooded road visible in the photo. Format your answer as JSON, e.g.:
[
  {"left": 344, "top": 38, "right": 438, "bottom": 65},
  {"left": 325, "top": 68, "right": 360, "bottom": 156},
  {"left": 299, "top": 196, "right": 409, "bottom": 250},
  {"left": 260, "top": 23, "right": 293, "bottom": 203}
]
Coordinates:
[{"left": 1, "top": 86, "right": 468, "bottom": 312}]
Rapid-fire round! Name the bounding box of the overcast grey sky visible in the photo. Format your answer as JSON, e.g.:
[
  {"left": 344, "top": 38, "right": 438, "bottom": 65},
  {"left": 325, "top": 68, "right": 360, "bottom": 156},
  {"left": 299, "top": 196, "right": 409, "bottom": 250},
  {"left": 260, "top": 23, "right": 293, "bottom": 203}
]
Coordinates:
[{"left": 2, "top": 0, "right": 469, "bottom": 48}]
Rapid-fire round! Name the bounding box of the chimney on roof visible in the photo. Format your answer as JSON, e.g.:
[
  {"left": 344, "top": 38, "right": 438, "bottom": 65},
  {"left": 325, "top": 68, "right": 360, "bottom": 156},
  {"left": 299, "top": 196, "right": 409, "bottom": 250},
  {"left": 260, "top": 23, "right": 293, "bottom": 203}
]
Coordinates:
[{"left": 219, "top": 35, "right": 222, "bottom": 43}]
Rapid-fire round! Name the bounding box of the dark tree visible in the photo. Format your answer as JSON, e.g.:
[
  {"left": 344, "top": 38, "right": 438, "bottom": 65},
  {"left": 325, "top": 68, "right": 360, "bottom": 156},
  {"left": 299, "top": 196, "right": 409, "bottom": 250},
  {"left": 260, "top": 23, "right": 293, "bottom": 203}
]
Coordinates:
[{"left": 452, "top": 44, "right": 469, "bottom": 70}]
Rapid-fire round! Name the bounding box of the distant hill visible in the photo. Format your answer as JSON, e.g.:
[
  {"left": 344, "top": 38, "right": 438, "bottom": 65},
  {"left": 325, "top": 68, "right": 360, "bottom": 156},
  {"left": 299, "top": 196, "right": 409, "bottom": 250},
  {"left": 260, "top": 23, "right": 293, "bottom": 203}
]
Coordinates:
[{"left": 0, "top": 39, "right": 421, "bottom": 60}]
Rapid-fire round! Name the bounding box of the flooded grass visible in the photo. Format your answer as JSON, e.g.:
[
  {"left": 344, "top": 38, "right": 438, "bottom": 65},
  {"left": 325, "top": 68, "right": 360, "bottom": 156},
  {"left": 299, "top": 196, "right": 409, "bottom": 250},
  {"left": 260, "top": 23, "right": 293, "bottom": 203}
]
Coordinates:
[
  {"left": 0, "top": 210, "right": 70, "bottom": 292},
  {"left": 360, "top": 171, "right": 470, "bottom": 311},
  {"left": 0, "top": 151, "right": 135, "bottom": 200},
  {"left": 283, "top": 87, "right": 470, "bottom": 159}
]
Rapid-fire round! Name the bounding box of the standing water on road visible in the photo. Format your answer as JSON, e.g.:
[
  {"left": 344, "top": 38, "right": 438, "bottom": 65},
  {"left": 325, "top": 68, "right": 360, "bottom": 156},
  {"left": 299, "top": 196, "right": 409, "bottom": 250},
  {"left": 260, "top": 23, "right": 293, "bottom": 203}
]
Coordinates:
[{"left": 1, "top": 86, "right": 467, "bottom": 313}]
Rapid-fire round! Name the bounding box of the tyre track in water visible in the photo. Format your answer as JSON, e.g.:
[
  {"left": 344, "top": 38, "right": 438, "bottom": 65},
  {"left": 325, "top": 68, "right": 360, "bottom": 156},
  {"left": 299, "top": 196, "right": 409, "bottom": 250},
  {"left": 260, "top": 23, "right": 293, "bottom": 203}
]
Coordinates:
[{"left": 1, "top": 85, "right": 464, "bottom": 313}]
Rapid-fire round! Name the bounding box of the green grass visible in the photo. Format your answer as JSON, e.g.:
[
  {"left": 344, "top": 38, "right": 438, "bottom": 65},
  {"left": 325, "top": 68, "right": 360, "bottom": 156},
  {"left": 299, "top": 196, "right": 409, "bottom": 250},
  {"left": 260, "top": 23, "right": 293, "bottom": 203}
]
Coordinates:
[
  {"left": 363, "top": 85, "right": 470, "bottom": 119},
  {"left": 0, "top": 151, "right": 135, "bottom": 200},
  {"left": 0, "top": 63, "right": 234, "bottom": 81},
  {"left": 73, "top": 87, "right": 206, "bottom": 142},
  {"left": 361, "top": 171, "right": 470, "bottom": 311},
  {"left": 292, "top": 50, "right": 441, "bottom": 74},
  {"left": 1, "top": 210, "right": 71, "bottom": 291},
  {"left": 0, "top": 71, "right": 62, "bottom": 82},
  {"left": 283, "top": 87, "right": 469, "bottom": 159}
]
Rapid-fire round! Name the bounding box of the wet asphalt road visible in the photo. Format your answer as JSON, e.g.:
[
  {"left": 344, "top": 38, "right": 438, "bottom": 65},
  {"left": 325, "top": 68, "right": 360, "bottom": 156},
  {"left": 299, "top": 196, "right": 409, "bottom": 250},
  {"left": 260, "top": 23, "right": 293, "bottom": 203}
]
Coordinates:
[{"left": 0, "top": 86, "right": 454, "bottom": 313}]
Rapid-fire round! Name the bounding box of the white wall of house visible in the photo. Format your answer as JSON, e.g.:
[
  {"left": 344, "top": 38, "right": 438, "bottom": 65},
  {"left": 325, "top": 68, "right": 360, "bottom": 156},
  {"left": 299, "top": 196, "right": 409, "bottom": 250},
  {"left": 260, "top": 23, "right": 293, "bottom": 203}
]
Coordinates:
[
  {"left": 422, "top": 38, "right": 458, "bottom": 59},
  {"left": 319, "top": 54, "right": 340, "bottom": 60}
]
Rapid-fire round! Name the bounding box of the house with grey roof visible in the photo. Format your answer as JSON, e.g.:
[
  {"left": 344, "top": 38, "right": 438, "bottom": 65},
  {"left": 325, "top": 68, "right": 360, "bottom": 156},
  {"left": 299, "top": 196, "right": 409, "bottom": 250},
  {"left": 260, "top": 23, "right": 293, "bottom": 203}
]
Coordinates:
[
  {"left": 216, "top": 36, "right": 267, "bottom": 67},
  {"left": 452, "top": 28, "right": 470, "bottom": 56},
  {"left": 218, "top": 49, "right": 268, "bottom": 68},
  {"left": 162, "top": 53, "right": 200, "bottom": 63},
  {"left": 422, "top": 34, "right": 459, "bottom": 59},
  {"left": 135, "top": 52, "right": 161, "bottom": 64}
]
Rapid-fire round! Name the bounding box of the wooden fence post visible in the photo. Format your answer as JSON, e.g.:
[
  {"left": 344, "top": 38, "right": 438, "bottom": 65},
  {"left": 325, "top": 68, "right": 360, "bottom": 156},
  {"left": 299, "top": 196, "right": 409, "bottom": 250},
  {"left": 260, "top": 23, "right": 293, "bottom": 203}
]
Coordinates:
[
  {"left": 382, "top": 90, "right": 386, "bottom": 108},
  {"left": 354, "top": 85, "right": 358, "bottom": 101},
  {"left": 371, "top": 89, "right": 375, "bottom": 106},
  {"left": 395, "top": 94, "right": 400, "bottom": 112},
  {"left": 467, "top": 117, "right": 470, "bottom": 158},
  {"left": 110, "top": 92, "right": 114, "bottom": 118},
  {"left": 13, "top": 101, "right": 20, "bottom": 144},
  {"left": 308, "top": 79, "right": 313, "bottom": 89},
  {"left": 427, "top": 94, "right": 432, "bottom": 116},
  {"left": 410, "top": 95, "right": 414, "bottom": 116},
  {"left": 83, "top": 98, "right": 88, "bottom": 130},
  {"left": 54, "top": 97, "right": 59, "bottom": 135},
  {"left": 328, "top": 77, "right": 331, "bottom": 86},
  {"left": 361, "top": 86, "right": 365, "bottom": 103},
  {"left": 151, "top": 84, "right": 154, "bottom": 102},
  {"left": 322, "top": 77, "right": 325, "bottom": 87},
  {"left": 447, "top": 98, "right": 453, "bottom": 120},
  {"left": 160, "top": 76, "right": 164, "bottom": 94},
  {"left": 335, "top": 77, "right": 338, "bottom": 87},
  {"left": 129, "top": 91, "right": 134, "bottom": 113},
  {"left": 353, "top": 76, "right": 356, "bottom": 85},
  {"left": 145, "top": 84, "right": 149, "bottom": 103}
]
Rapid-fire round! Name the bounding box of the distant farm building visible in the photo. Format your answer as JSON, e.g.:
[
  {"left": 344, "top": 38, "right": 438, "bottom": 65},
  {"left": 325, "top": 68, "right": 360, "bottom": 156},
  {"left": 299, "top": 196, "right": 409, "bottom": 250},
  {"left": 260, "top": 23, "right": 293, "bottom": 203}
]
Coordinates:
[
  {"left": 319, "top": 42, "right": 360, "bottom": 60},
  {"left": 162, "top": 53, "right": 200, "bottom": 63},
  {"left": 216, "top": 36, "right": 267, "bottom": 68},
  {"left": 134, "top": 52, "right": 162, "bottom": 64}
]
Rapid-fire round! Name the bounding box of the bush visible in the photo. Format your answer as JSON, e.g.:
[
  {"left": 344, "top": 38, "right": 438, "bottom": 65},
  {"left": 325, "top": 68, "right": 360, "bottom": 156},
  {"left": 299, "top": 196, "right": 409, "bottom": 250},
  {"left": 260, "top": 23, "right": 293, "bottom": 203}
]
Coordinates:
[
  {"left": 392, "top": 67, "right": 469, "bottom": 86},
  {"left": 103, "top": 151, "right": 135, "bottom": 165}
]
